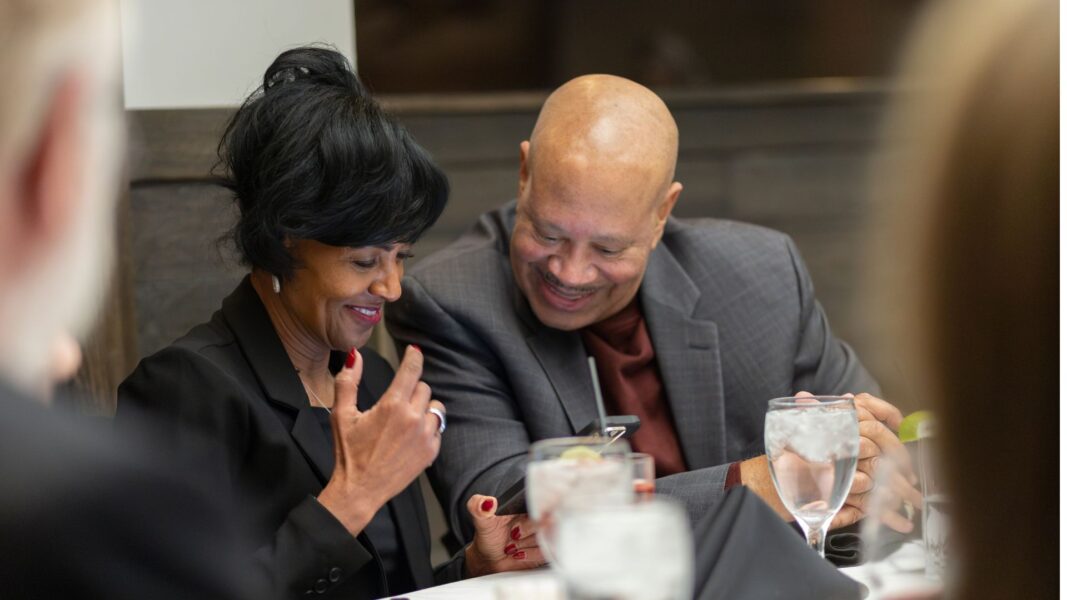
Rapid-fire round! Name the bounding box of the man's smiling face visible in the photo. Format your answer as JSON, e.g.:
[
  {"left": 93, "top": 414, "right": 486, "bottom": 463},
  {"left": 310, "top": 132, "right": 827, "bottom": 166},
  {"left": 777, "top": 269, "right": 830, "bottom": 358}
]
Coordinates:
[{"left": 509, "top": 147, "right": 667, "bottom": 332}]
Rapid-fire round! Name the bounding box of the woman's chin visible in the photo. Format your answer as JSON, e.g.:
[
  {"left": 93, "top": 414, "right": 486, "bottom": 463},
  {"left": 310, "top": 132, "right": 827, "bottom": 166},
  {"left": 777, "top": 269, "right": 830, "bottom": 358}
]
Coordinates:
[{"left": 340, "top": 331, "right": 374, "bottom": 352}]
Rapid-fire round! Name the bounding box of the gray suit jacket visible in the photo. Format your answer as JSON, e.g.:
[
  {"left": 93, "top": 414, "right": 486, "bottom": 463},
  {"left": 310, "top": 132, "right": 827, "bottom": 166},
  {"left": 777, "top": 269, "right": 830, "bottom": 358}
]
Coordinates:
[{"left": 387, "top": 202, "right": 878, "bottom": 542}]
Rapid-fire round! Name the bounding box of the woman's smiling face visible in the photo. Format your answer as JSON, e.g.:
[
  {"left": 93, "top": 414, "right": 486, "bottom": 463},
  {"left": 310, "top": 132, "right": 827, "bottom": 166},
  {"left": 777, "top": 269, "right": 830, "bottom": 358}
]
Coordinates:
[{"left": 279, "top": 238, "right": 411, "bottom": 351}]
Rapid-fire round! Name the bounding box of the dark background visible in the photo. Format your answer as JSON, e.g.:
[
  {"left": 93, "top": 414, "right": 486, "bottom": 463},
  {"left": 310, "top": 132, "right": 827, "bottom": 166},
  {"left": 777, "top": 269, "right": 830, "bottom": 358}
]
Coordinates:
[{"left": 354, "top": 0, "right": 925, "bottom": 93}]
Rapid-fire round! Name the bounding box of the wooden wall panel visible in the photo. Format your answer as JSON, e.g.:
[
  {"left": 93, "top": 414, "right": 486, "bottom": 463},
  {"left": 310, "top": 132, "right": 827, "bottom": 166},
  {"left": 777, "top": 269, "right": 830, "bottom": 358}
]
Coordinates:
[
  {"left": 128, "top": 183, "right": 243, "bottom": 355},
  {"left": 729, "top": 150, "right": 872, "bottom": 221},
  {"left": 672, "top": 159, "right": 729, "bottom": 218}
]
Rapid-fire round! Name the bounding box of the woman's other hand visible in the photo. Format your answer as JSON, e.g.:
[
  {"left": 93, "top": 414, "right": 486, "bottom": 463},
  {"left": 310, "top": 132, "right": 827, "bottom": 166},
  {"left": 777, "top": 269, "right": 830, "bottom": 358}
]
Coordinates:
[
  {"left": 318, "top": 345, "right": 445, "bottom": 535},
  {"left": 463, "top": 494, "right": 545, "bottom": 577}
]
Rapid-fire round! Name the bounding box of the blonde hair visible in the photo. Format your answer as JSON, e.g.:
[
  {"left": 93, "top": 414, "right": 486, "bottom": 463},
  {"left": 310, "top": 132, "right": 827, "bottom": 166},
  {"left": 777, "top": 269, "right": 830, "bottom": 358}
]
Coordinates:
[
  {"left": 0, "top": 0, "right": 122, "bottom": 395},
  {"left": 875, "top": 0, "right": 1057, "bottom": 597},
  {"left": 0, "top": 0, "right": 118, "bottom": 164}
]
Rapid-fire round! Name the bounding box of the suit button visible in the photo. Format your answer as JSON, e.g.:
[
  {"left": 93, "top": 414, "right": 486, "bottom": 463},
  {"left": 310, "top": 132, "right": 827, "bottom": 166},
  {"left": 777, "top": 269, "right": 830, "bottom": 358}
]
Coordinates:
[
  {"left": 314, "top": 578, "right": 329, "bottom": 594},
  {"left": 328, "top": 567, "right": 343, "bottom": 582}
]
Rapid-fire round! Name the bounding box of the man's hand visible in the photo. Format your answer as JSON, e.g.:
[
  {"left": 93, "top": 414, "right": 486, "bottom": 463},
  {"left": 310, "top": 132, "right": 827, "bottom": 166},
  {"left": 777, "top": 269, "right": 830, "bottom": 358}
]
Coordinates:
[
  {"left": 743, "top": 392, "right": 922, "bottom": 532},
  {"left": 830, "top": 393, "right": 922, "bottom": 532}
]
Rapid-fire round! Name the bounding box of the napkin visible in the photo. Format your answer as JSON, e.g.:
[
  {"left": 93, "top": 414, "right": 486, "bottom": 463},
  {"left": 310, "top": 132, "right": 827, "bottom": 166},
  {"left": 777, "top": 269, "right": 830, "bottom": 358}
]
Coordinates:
[
  {"left": 826, "top": 529, "right": 863, "bottom": 566},
  {"left": 692, "top": 487, "right": 863, "bottom": 600}
]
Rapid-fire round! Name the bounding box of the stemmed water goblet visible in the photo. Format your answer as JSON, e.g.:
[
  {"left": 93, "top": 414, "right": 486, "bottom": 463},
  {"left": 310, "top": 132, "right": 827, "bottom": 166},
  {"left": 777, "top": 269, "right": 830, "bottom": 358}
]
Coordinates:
[{"left": 765, "top": 395, "right": 859, "bottom": 557}]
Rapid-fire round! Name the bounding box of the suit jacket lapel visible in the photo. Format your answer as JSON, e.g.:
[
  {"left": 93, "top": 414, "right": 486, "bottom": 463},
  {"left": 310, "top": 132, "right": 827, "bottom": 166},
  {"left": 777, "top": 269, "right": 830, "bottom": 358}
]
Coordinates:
[
  {"left": 289, "top": 409, "right": 335, "bottom": 482},
  {"left": 514, "top": 287, "right": 599, "bottom": 434},
  {"left": 221, "top": 276, "right": 336, "bottom": 483},
  {"left": 641, "top": 244, "right": 726, "bottom": 470}
]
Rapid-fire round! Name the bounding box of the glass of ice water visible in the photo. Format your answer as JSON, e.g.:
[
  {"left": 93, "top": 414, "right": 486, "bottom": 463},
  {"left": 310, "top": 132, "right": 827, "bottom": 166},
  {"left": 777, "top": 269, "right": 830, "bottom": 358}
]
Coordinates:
[
  {"left": 765, "top": 395, "right": 859, "bottom": 557},
  {"left": 555, "top": 497, "right": 693, "bottom": 600},
  {"left": 526, "top": 436, "right": 633, "bottom": 563}
]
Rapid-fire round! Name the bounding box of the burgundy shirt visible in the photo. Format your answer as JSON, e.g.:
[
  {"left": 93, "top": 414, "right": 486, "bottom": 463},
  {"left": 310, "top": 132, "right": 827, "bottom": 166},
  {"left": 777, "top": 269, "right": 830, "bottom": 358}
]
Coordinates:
[
  {"left": 580, "top": 298, "right": 687, "bottom": 477},
  {"left": 581, "top": 298, "right": 743, "bottom": 489}
]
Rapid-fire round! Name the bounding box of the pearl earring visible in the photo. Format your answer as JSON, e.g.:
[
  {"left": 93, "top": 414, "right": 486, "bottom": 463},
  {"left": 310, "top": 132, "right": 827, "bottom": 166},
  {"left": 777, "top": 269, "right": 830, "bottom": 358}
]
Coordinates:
[{"left": 271, "top": 275, "right": 281, "bottom": 294}]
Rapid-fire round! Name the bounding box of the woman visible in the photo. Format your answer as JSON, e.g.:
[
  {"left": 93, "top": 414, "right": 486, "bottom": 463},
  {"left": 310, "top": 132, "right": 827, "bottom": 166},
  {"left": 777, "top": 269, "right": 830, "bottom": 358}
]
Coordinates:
[
  {"left": 117, "top": 47, "right": 542, "bottom": 599},
  {"left": 875, "top": 0, "right": 1056, "bottom": 597}
]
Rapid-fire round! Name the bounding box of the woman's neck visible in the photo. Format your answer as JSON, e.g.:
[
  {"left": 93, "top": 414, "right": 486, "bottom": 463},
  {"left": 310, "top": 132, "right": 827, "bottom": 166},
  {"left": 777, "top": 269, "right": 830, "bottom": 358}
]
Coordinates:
[{"left": 250, "top": 270, "right": 333, "bottom": 385}]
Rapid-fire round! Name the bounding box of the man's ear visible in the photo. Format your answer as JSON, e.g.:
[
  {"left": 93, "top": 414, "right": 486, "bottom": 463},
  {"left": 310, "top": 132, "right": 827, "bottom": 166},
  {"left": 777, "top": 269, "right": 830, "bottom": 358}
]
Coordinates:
[
  {"left": 518, "top": 140, "right": 531, "bottom": 197},
  {"left": 650, "top": 182, "right": 683, "bottom": 247},
  {"left": 8, "top": 70, "right": 87, "bottom": 271}
]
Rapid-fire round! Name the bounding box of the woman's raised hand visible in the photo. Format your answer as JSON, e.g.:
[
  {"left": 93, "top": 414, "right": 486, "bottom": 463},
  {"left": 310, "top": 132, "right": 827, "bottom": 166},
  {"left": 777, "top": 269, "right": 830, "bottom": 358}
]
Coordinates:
[
  {"left": 463, "top": 495, "right": 545, "bottom": 577},
  {"left": 317, "top": 346, "right": 446, "bottom": 535}
]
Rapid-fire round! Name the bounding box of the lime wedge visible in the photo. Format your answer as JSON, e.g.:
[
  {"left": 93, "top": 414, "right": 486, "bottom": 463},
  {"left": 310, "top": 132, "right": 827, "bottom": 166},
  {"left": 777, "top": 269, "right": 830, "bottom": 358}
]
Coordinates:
[
  {"left": 898, "top": 410, "right": 934, "bottom": 443},
  {"left": 560, "top": 446, "right": 603, "bottom": 461}
]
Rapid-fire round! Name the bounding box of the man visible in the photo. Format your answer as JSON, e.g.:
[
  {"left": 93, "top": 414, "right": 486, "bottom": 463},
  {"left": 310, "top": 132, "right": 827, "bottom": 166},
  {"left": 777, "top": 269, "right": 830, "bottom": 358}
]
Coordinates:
[
  {"left": 387, "top": 74, "right": 917, "bottom": 541},
  {"left": 0, "top": 1, "right": 247, "bottom": 596}
]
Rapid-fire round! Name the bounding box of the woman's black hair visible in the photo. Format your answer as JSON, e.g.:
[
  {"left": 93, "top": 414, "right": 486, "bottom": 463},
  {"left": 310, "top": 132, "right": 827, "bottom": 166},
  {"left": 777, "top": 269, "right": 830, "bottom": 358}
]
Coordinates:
[{"left": 216, "top": 45, "right": 448, "bottom": 278}]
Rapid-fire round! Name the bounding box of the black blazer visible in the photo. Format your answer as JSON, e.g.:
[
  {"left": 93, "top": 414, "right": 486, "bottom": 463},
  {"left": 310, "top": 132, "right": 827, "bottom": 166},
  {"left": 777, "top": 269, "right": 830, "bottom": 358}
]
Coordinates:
[{"left": 117, "top": 277, "right": 463, "bottom": 599}]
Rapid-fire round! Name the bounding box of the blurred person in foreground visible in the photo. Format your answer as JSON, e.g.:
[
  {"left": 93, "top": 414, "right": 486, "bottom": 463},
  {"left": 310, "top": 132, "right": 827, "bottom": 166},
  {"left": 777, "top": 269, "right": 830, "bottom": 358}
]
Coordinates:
[
  {"left": 117, "top": 47, "right": 542, "bottom": 600},
  {"left": 387, "top": 73, "right": 921, "bottom": 544},
  {"left": 876, "top": 0, "right": 1057, "bottom": 597},
  {"left": 0, "top": 0, "right": 247, "bottom": 597}
]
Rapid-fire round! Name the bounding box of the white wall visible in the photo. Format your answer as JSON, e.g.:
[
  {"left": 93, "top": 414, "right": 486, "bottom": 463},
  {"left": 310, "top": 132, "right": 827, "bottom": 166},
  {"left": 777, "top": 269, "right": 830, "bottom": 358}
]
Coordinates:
[{"left": 120, "top": 0, "right": 355, "bottom": 109}]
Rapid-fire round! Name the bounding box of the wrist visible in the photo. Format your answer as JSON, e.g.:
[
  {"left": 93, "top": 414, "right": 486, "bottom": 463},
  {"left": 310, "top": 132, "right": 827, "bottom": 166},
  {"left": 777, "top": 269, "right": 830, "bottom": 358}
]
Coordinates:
[
  {"left": 317, "top": 482, "right": 379, "bottom": 536},
  {"left": 739, "top": 455, "right": 793, "bottom": 522},
  {"left": 463, "top": 543, "right": 490, "bottom": 578}
]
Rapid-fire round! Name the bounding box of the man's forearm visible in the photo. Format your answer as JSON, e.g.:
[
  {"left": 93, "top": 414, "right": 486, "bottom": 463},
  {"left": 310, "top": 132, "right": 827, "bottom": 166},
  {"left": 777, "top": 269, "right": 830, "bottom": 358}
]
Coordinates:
[
  {"left": 654, "top": 465, "right": 731, "bottom": 525},
  {"left": 654, "top": 458, "right": 793, "bottom": 526}
]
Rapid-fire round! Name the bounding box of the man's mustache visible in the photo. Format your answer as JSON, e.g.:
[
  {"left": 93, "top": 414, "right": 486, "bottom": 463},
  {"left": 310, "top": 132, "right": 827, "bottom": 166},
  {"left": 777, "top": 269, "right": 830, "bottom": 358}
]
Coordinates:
[{"left": 541, "top": 270, "right": 599, "bottom": 295}]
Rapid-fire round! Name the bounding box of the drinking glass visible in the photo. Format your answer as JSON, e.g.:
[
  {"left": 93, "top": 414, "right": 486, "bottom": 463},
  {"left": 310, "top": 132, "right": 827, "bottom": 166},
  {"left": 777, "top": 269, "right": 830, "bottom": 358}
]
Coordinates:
[
  {"left": 630, "top": 452, "right": 656, "bottom": 500},
  {"left": 858, "top": 448, "right": 942, "bottom": 599},
  {"left": 765, "top": 395, "right": 859, "bottom": 557},
  {"left": 555, "top": 497, "right": 693, "bottom": 600},
  {"left": 917, "top": 420, "right": 949, "bottom": 580},
  {"left": 526, "top": 436, "right": 632, "bottom": 563}
]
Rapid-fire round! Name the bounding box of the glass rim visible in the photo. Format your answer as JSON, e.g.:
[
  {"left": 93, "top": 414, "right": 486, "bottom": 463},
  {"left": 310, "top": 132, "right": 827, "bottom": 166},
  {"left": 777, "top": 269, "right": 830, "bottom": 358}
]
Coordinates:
[
  {"left": 528, "top": 435, "right": 632, "bottom": 456},
  {"left": 767, "top": 395, "right": 855, "bottom": 409}
]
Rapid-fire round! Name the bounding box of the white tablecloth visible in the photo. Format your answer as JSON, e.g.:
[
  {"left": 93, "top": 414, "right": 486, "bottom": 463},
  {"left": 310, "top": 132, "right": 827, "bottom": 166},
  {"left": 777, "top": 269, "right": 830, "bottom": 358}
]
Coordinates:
[
  {"left": 840, "top": 540, "right": 943, "bottom": 599},
  {"left": 384, "top": 541, "right": 943, "bottom": 600}
]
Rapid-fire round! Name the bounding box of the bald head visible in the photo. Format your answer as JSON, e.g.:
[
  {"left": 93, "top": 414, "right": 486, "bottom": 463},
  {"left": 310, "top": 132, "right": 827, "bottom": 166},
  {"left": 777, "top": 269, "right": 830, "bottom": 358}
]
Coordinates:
[
  {"left": 511, "top": 75, "right": 684, "bottom": 331},
  {"left": 527, "top": 75, "right": 679, "bottom": 198}
]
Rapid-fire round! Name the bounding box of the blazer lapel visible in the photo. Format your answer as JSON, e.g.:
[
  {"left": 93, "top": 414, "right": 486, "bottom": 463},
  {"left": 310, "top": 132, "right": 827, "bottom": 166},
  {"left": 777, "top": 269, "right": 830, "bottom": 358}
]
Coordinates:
[
  {"left": 221, "top": 276, "right": 335, "bottom": 483},
  {"left": 515, "top": 287, "right": 599, "bottom": 433},
  {"left": 290, "top": 408, "right": 335, "bottom": 482},
  {"left": 640, "top": 244, "right": 726, "bottom": 470}
]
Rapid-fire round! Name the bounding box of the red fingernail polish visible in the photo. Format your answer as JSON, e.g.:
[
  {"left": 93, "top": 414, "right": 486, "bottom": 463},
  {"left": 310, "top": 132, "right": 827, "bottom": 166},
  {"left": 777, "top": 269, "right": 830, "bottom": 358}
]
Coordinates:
[
  {"left": 504, "top": 543, "right": 517, "bottom": 555},
  {"left": 512, "top": 551, "right": 526, "bottom": 560},
  {"left": 510, "top": 527, "right": 521, "bottom": 540},
  {"left": 480, "top": 499, "right": 494, "bottom": 512},
  {"left": 410, "top": 344, "right": 422, "bottom": 353},
  {"left": 345, "top": 348, "right": 357, "bottom": 369}
]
